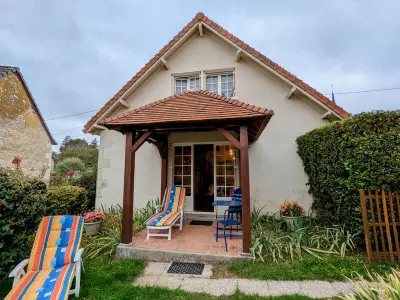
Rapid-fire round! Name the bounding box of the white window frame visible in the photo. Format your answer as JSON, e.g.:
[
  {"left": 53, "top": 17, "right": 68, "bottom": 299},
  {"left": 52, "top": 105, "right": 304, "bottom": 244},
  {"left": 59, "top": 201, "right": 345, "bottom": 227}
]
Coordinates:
[
  {"left": 205, "top": 72, "right": 235, "bottom": 97},
  {"left": 174, "top": 74, "right": 201, "bottom": 94}
]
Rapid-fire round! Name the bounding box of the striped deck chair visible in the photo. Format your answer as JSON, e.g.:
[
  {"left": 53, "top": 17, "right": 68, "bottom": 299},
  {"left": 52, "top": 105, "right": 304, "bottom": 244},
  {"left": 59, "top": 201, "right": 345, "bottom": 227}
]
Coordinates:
[
  {"left": 6, "top": 215, "right": 84, "bottom": 299},
  {"left": 144, "top": 186, "right": 186, "bottom": 240}
]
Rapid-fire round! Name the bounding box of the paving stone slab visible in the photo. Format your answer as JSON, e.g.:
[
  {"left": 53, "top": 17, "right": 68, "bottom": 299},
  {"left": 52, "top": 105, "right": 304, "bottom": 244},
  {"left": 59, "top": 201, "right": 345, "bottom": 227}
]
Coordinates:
[
  {"left": 237, "top": 279, "right": 270, "bottom": 296},
  {"left": 181, "top": 278, "right": 211, "bottom": 294},
  {"left": 266, "top": 280, "right": 303, "bottom": 296},
  {"left": 299, "top": 281, "right": 340, "bottom": 298},
  {"left": 156, "top": 276, "right": 184, "bottom": 290},
  {"left": 143, "top": 262, "right": 169, "bottom": 276}
]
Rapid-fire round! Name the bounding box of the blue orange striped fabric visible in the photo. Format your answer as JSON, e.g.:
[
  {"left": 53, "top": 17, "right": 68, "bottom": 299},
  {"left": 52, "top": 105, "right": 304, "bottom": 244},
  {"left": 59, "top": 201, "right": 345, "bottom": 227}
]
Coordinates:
[
  {"left": 6, "top": 215, "right": 83, "bottom": 300},
  {"left": 144, "top": 186, "right": 185, "bottom": 227}
]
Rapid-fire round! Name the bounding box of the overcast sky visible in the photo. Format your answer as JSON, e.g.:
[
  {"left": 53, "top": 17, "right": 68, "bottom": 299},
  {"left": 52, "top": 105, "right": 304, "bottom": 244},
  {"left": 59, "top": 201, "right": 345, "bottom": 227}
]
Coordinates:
[{"left": 1, "top": 1, "right": 399, "bottom": 147}]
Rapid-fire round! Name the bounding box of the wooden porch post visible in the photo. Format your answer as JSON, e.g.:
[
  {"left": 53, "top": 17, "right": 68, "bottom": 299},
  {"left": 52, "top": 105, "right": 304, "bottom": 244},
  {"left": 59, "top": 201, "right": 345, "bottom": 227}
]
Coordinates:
[
  {"left": 122, "top": 132, "right": 135, "bottom": 244},
  {"left": 240, "top": 125, "right": 251, "bottom": 253},
  {"left": 121, "top": 130, "right": 153, "bottom": 244},
  {"left": 160, "top": 143, "right": 168, "bottom": 203}
]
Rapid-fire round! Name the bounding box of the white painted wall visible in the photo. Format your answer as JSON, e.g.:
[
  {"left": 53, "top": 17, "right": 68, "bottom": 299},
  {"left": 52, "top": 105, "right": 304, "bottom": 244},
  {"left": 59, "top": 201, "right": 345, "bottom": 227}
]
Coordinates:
[{"left": 94, "top": 28, "right": 330, "bottom": 214}]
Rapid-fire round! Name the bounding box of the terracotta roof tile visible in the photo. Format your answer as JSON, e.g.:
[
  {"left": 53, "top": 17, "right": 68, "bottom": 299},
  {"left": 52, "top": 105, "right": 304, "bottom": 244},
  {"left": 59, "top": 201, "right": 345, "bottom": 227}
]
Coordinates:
[
  {"left": 101, "top": 90, "right": 272, "bottom": 127},
  {"left": 83, "top": 12, "right": 349, "bottom": 133}
]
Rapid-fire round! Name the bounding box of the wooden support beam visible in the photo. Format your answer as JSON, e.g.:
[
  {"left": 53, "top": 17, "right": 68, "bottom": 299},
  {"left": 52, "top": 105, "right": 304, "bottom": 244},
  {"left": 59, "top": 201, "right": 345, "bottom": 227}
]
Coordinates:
[
  {"left": 160, "top": 57, "right": 170, "bottom": 70},
  {"left": 285, "top": 86, "right": 297, "bottom": 99},
  {"left": 321, "top": 111, "right": 332, "bottom": 119},
  {"left": 240, "top": 125, "right": 251, "bottom": 253},
  {"left": 235, "top": 49, "right": 242, "bottom": 62},
  {"left": 94, "top": 124, "right": 107, "bottom": 130},
  {"left": 217, "top": 127, "right": 241, "bottom": 149},
  {"left": 121, "top": 132, "right": 135, "bottom": 244},
  {"left": 131, "top": 131, "right": 152, "bottom": 153},
  {"left": 119, "top": 98, "right": 131, "bottom": 108},
  {"left": 198, "top": 22, "right": 203, "bottom": 37}
]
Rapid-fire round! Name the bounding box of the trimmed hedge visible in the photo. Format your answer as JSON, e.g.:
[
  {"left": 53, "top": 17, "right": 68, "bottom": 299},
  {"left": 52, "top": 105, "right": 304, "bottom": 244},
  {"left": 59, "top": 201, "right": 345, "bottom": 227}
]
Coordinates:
[
  {"left": 296, "top": 111, "right": 400, "bottom": 244},
  {"left": 46, "top": 185, "right": 88, "bottom": 215},
  {"left": 0, "top": 173, "right": 47, "bottom": 278}
]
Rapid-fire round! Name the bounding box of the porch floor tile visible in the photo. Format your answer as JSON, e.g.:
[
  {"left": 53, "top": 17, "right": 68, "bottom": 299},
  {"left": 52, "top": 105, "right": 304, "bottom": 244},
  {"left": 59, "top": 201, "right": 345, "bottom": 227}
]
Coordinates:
[{"left": 132, "top": 222, "right": 243, "bottom": 256}]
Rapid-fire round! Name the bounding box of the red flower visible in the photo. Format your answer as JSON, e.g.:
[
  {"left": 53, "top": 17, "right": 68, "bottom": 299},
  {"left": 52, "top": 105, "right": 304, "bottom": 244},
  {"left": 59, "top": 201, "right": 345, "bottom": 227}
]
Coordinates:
[
  {"left": 65, "top": 170, "right": 76, "bottom": 177},
  {"left": 12, "top": 156, "right": 22, "bottom": 166}
]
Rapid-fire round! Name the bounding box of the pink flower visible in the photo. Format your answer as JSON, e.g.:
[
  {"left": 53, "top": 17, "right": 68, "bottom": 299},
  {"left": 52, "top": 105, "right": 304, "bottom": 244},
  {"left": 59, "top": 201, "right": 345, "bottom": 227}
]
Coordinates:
[
  {"left": 84, "top": 209, "right": 105, "bottom": 223},
  {"left": 12, "top": 156, "right": 22, "bottom": 166}
]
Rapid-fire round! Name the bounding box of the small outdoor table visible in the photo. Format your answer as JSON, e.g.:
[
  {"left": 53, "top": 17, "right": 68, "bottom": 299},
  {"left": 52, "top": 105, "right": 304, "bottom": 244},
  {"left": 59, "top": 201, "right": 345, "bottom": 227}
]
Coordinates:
[{"left": 212, "top": 200, "right": 242, "bottom": 238}]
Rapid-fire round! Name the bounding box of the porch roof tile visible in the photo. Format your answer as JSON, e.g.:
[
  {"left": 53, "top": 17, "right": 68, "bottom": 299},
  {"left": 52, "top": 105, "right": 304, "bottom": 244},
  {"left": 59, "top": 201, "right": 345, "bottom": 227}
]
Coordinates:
[{"left": 100, "top": 89, "right": 273, "bottom": 127}]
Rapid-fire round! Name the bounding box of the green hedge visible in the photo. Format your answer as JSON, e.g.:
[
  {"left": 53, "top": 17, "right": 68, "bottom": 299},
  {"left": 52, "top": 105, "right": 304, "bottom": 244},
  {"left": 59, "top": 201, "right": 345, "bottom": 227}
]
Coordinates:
[
  {"left": 46, "top": 185, "right": 88, "bottom": 215},
  {"left": 296, "top": 111, "right": 400, "bottom": 244},
  {"left": 0, "top": 173, "right": 47, "bottom": 278}
]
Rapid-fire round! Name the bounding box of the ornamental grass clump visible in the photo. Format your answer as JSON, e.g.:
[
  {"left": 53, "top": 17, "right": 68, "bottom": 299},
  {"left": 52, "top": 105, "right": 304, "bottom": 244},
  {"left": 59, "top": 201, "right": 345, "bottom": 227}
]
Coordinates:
[
  {"left": 251, "top": 207, "right": 355, "bottom": 263},
  {"left": 339, "top": 269, "right": 400, "bottom": 300}
]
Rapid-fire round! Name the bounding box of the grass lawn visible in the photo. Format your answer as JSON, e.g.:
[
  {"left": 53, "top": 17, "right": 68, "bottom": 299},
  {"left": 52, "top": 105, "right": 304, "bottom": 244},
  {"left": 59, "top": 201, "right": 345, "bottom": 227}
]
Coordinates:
[
  {"left": 222, "top": 255, "right": 398, "bottom": 282},
  {"left": 1, "top": 258, "right": 326, "bottom": 300}
]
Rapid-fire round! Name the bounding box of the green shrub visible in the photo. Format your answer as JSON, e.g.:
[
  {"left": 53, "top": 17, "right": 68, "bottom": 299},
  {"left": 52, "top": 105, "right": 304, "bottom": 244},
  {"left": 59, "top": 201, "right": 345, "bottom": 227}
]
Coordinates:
[
  {"left": 0, "top": 172, "right": 47, "bottom": 278},
  {"left": 55, "top": 157, "right": 86, "bottom": 175},
  {"left": 296, "top": 111, "right": 400, "bottom": 245},
  {"left": 46, "top": 185, "right": 88, "bottom": 215},
  {"left": 73, "top": 170, "right": 97, "bottom": 210}
]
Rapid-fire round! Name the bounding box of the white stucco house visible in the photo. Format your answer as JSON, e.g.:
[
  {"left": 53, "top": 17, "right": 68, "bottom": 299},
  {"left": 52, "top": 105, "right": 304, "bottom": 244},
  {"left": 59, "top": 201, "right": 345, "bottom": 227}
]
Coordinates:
[{"left": 83, "top": 12, "right": 349, "bottom": 250}]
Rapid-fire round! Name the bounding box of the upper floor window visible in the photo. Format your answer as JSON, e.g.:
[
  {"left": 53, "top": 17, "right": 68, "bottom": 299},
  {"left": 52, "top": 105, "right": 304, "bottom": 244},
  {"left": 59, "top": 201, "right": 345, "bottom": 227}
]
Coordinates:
[
  {"left": 173, "top": 71, "right": 235, "bottom": 97},
  {"left": 175, "top": 76, "right": 200, "bottom": 94},
  {"left": 206, "top": 73, "right": 234, "bottom": 97}
]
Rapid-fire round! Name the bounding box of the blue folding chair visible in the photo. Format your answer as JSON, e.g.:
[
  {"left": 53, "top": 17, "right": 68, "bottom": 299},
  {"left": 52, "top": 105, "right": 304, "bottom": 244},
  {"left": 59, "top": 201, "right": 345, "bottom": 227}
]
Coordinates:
[{"left": 226, "top": 188, "right": 242, "bottom": 222}]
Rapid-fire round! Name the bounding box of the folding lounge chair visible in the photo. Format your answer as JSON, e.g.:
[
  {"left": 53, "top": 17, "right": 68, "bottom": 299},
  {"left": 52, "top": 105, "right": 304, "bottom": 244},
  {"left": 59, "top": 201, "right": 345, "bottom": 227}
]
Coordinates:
[
  {"left": 144, "top": 186, "right": 186, "bottom": 240},
  {"left": 6, "top": 215, "right": 84, "bottom": 300}
]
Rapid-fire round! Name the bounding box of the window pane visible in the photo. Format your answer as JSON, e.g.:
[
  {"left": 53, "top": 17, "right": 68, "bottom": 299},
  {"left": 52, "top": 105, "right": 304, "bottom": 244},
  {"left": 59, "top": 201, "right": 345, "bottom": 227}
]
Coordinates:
[
  {"left": 183, "top": 166, "right": 191, "bottom": 175},
  {"left": 183, "top": 176, "right": 191, "bottom": 185},
  {"left": 183, "top": 156, "right": 191, "bottom": 165},
  {"left": 185, "top": 187, "right": 191, "bottom": 196},
  {"left": 174, "top": 166, "right": 182, "bottom": 176},
  {"left": 189, "top": 77, "right": 200, "bottom": 89},
  {"left": 226, "top": 176, "right": 235, "bottom": 187},
  {"left": 216, "top": 156, "right": 225, "bottom": 165},
  {"left": 226, "top": 166, "right": 234, "bottom": 176},
  {"left": 217, "top": 187, "right": 225, "bottom": 197},
  {"left": 183, "top": 146, "right": 191, "bottom": 155},
  {"left": 174, "top": 176, "right": 182, "bottom": 185},
  {"left": 221, "top": 74, "right": 234, "bottom": 97},
  {"left": 174, "top": 156, "right": 182, "bottom": 165},
  {"left": 216, "top": 176, "right": 225, "bottom": 186},
  {"left": 206, "top": 76, "right": 218, "bottom": 93},
  {"left": 216, "top": 166, "right": 225, "bottom": 175},
  {"left": 174, "top": 146, "right": 182, "bottom": 155},
  {"left": 227, "top": 187, "right": 235, "bottom": 197},
  {"left": 175, "top": 79, "right": 187, "bottom": 94}
]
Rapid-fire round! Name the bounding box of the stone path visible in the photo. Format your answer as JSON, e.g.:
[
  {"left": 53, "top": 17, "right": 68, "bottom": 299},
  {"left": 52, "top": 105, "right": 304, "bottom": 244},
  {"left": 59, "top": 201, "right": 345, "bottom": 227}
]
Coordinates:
[{"left": 133, "top": 262, "right": 355, "bottom": 298}]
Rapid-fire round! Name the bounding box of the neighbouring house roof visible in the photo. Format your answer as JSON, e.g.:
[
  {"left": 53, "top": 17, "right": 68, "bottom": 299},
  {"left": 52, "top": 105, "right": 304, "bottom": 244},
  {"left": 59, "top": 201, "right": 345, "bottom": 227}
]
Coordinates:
[
  {"left": 0, "top": 66, "right": 57, "bottom": 145},
  {"left": 100, "top": 89, "right": 274, "bottom": 142},
  {"left": 84, "top": 12, "right": 350, "bottom": 133}
]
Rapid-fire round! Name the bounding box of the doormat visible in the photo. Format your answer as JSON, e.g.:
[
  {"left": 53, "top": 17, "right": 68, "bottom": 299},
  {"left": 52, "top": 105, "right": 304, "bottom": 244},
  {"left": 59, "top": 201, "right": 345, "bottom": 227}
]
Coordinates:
[
  {"left": 189, "top": 220, "right": 213, "bottom": 226},
  {"left": 167, "top": 262, "right": 205, "bottom": 275}
]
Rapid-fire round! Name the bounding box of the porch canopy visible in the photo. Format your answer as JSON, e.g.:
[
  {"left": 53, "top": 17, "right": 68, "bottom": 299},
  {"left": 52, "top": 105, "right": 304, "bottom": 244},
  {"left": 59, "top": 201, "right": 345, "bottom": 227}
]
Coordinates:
[{"left": 100, "top": 89, "right": 274, "bottom": 253}]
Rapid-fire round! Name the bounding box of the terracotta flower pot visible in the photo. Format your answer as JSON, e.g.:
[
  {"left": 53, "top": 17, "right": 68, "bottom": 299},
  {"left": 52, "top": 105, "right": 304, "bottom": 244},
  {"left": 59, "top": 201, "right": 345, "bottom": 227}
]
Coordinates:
[
  {"left": 281, "top": 215, "right": 303, "bottom": 231},
  {"left": 84, "top": 221, "right": 102, "bottom": 236}
]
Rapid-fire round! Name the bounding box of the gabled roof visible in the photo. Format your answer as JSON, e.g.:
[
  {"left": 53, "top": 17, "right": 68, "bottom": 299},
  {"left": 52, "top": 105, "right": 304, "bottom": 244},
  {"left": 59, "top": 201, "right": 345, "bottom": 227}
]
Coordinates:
[
  {"left": 100, "top": 90, "right": 273, "bottom": 142},
  {"left": 84, "top": 12, "right": 350, "bottom": 133},
  {"left": 0, "top": 66, "right": 57, "bottom": 145}
]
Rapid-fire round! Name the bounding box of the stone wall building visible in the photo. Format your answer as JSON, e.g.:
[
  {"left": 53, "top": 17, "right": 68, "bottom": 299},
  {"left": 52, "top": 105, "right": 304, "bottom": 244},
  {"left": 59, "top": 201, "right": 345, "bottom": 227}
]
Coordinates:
[{"left": 0, "top": 66, "right": 56, "bottom": 180}]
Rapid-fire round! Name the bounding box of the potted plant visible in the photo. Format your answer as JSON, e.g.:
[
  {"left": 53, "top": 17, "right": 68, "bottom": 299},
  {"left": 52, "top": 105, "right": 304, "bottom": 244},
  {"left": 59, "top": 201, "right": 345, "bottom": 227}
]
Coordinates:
[
  {"left": 279, "top": 200, "right": 304, "bottom": 231},
  {"left": 83, "top": 209, "right": 105, "bottom": 235}
]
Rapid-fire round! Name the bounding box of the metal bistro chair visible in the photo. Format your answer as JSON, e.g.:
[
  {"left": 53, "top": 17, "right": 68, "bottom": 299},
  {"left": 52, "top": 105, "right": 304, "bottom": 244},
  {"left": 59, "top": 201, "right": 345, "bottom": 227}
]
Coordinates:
[{"left": 216, "top": 188, "right": 243, "bottom": 252}]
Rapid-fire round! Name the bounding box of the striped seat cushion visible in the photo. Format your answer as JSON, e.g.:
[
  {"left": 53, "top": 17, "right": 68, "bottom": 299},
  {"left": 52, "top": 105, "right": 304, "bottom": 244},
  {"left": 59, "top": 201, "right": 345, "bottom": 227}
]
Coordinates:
[
  {"left": 144, "top": 186, "right": 186, "bottom": 227},
  {"left": 5, "top": 264, "right": 76, "bottom": 300},
  {"left": 28, "top": 216, "right": 83, "bottom": 272},
  {"left": 145, "top": 211, "right": 182, "bottom": 227}
]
